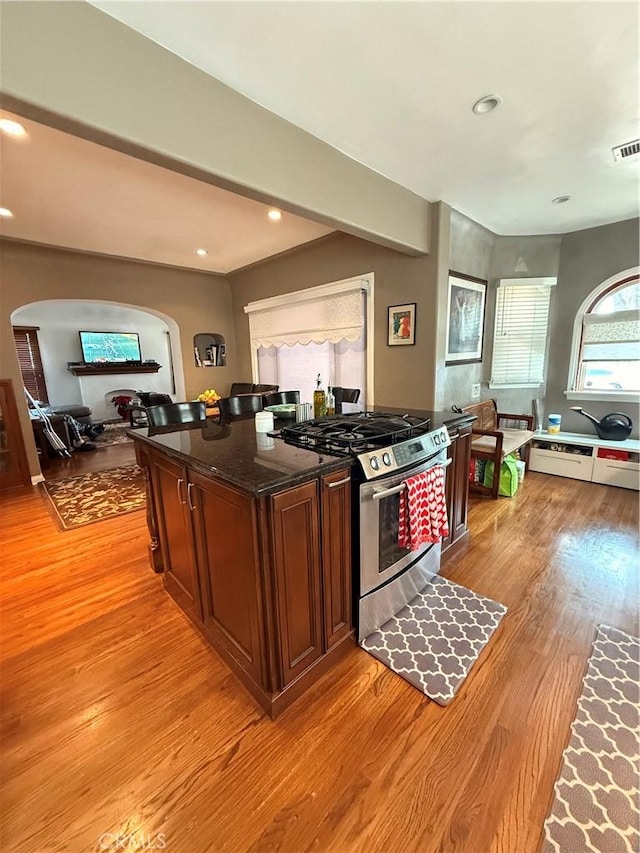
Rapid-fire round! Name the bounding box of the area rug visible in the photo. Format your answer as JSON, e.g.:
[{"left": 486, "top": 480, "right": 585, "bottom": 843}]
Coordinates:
[
  {"left": 93, "top": 421, "right": 134, "bottom": 448},
  {"left": 41, "top": 465, "right": 146, "bottom": 530},
  {"left": 360, "top": 576, "right": 507, "bottom": 705},
  {"left": 542, "top": 625, "right": 639, "bottom": 853}
]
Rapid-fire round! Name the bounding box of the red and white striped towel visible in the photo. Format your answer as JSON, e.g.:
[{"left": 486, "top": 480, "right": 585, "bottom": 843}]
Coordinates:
[{"left": 398, "top": 466, "right": 449, "bottom": 551}]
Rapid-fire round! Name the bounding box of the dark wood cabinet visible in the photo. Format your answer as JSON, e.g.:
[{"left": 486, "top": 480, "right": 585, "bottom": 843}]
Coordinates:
[
  {"left": 320, "top": 470, "right": 352, "bottom": 649},
  {"left": 442, "top": 420, "right": 473, "bottom": 559},
  {"left": 271, "top": 481, "right": 323, "bottom": 685},
  {"left": 0, "top": 379, "right": 31, "bottom": 491},
  {"left": 189, "top": 469, "right": 266, "bottom": 686},
  {"left": 149, "top": 453, "right": 202, "bottom": 622},
  {"left": 143, "top": 445, "right": 353, "bottom": 717}
]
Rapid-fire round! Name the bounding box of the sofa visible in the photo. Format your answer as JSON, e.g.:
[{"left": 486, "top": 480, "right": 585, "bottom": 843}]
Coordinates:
[{"left": 46, "top": 404, "right": 93, "bottom": 424}]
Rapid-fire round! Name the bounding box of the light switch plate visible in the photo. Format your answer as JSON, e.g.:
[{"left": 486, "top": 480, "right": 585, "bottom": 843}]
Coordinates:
[{"left": 471, "top": 383, "right": 481, "bottom": 399}]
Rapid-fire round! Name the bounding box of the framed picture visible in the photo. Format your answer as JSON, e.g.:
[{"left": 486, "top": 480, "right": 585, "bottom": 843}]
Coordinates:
[
  {"left": 445, "top": 273, "right": 487, "bottom": 364},
  {"left": 388, "top": 303, "right": 416, "bottom": 346}
]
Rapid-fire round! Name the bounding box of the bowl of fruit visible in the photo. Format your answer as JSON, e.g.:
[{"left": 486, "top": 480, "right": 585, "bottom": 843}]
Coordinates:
[{"left": 197, "top": 389, "right": 221, "bottom": 415}]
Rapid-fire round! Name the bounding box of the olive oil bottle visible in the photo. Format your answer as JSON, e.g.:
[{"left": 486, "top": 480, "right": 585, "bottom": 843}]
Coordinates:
[
  {"left": 313, "top": 374, "right": 326, "bottom": 418},
  {"left": 326, "top": 386, "right": 336, "bottom": 416}
]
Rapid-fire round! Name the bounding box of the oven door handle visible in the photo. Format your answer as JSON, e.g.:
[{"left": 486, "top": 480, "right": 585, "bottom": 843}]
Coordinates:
[{"left": 371, "top": 458, "right": 452, "bottom": 501}]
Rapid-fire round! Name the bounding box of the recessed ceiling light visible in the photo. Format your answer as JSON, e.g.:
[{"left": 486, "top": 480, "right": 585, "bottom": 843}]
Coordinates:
[
  {"left": 0, "top": 118, "right": 26, "bottom": 137},
  {"left": 267, "top": 209, "right": 282, "bottom": 221},
  {"left": 472, "top": 94, "right": 502, "bottom": 115},
  {"left": 195, "top": 248, "right": 208, "bottom": 256},
  {"left": 0, "top": 207, "right": 14, "bottom": 218},
  {"left": 552, "top": 196, "right": 571, "bottom": 204}
]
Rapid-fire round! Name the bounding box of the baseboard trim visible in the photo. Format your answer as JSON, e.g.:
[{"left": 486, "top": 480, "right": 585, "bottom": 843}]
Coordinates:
[{"left": 31, "top": 474, "right": 45, "bottom": 485}]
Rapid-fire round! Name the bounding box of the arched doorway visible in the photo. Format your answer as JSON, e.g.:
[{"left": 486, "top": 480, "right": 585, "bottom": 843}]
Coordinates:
[{"left": 10, "top": 299, "right": 185, "bottom": 422}]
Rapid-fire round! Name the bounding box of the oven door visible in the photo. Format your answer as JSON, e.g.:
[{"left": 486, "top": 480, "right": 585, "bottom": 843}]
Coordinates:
[{"left": 359, "top": 449, "right": 449, "bottom": 597}]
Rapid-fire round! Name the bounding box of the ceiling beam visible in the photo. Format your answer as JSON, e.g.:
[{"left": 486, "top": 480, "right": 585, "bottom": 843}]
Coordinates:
[{"left": 0, "top": 1, "right": 430, "bottom": 256}]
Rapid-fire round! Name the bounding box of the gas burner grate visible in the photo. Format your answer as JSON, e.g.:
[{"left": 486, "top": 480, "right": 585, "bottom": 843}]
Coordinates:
[{"left": 280, "top": 411, "right": 431, "bottom": 456}]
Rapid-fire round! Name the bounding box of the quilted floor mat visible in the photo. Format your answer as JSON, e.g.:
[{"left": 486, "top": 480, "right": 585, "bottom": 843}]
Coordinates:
[
  {"left": 542, "top": 624, "right": 639, "bottom": 853},
  {"left": 360, "top": 575, "right": 507, "bottom": 705}
]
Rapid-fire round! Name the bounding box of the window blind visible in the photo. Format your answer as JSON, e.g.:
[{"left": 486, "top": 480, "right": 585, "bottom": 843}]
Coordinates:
[
  {"left": 246, "top": 286, "right": 365, "bottom": 349},
  {"left": 247, "top": 279, "right": 368, "bottom": 406},
  {"left": 12, "top": 326, "right": 49, "bottom": 403},
  {"left": 490, "top": 279, "right": 555, "bottom": 387},
  {"left": 257, "top": 336, "right": 365, "bottom": 409},
  {"left": 581, "top": 310, "right": 640, "bottom": 361}
]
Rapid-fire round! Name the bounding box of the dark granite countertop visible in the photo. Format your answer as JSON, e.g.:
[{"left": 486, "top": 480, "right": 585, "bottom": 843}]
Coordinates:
[
  {"left": 130, "top": 418, "right": 352, "bottom": 497},
  {"left": 129, "top": 408, "right": 474, "bottom": 497}
]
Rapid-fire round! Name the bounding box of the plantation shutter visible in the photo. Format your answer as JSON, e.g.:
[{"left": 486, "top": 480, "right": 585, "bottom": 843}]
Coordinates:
[
  {"left": 490, "top": 278, "right": 556, "bottom": 387},
  {"left": 12, "top": 326, "right": 49, "bottom": 403}
]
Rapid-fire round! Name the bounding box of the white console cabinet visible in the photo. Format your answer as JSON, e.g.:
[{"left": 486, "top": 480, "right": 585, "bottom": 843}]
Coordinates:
[{"left": 529, "top": 432, "right": 639, "bottom": 491}]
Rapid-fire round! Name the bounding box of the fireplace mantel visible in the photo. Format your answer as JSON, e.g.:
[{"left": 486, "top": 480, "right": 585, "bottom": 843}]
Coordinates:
[{"left": 67, "top": 363, "right": 161, "bottom": 376}]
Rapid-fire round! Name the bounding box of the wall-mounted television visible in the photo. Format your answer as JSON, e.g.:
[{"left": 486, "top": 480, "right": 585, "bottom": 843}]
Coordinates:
[{"left": 79, "top": 331, "right": 142, "bottom": 364}]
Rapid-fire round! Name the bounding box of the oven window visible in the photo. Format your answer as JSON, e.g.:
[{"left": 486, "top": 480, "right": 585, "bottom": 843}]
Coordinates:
[{"left": 378, "top": 492, "right": 411, "bottom": 572}]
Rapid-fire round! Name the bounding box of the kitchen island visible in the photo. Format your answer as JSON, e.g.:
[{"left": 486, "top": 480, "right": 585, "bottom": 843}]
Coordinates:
[
  {"left": 132, "top": 418, "right": 354, "bottom": 718},
  {"left": 131, "top": 408, "right": 474, "bottom": 717}
]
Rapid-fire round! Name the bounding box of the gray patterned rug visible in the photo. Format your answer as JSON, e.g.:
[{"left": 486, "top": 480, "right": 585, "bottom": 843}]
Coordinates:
[
  {"left": 360, "top": 576, "right": 507, "bottom": 705},
  {"left": 543, "top": 624, "right": 639, "bottom": 853}
]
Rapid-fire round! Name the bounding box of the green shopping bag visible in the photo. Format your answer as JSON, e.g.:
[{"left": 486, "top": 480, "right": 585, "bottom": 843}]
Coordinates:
[{"left": 483, "top": 454, "right": 519, "bottom": 497}]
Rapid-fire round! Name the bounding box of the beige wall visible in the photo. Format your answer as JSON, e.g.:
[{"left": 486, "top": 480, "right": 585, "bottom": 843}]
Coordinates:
[
  {"left": 1, "top": 0, "right": 430, "bottom": 256},
  {"left": 229, "top": 225, "right": 441, "bottom": 411},
  {"left": 0, "top": 240, "right": 234, "bottom": 477}
]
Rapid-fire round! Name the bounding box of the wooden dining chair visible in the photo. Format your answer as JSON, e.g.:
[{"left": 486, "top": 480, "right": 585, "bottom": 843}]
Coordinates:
[
  {"left": 146, "top": 401, "right": 207, "bottom": 427},
  {"left": 262, "top": 390, "right": 301, "bottom": 407},
  {"left": 333, "top": 387, "right": 361, "bottom": 414},
  {"left": 217, "top": 394, "right": 264, "bottom": 422}
]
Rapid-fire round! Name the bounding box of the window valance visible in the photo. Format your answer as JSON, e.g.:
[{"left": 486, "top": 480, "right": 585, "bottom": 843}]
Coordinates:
[{"left": 245, "top": 283, "right": 366, "bottom": 349}]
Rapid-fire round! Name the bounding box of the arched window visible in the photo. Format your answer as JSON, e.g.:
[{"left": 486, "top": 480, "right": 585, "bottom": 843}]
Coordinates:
[{"left": 568, "top": 268, "right": 640, "bottom": 397}]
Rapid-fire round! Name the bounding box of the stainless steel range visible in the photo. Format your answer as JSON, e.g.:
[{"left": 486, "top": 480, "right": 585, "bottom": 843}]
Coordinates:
[{"left": 280, "top": 412, "right": 451, "bottom": 641}]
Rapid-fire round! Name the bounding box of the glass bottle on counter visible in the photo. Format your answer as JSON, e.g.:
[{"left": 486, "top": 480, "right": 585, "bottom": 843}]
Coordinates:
[
  {"left": 313, "top": 374, "right": 327, "bottom": 418},
  {"left": 326, "top": 386, "right": 335, "bottom": 416}
]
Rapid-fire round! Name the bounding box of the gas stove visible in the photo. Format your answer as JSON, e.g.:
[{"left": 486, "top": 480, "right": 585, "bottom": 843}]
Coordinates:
[{"left": 280, "top": 411, "right": 450, "bottom": 480}]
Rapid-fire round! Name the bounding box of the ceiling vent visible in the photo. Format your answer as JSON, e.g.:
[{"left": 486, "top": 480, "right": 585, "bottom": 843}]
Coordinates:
[{"left": 612, "top": 139, "right": 640, "bottom": 162}]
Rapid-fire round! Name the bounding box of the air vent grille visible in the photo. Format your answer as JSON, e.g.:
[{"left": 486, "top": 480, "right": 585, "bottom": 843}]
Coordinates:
[{"left": 612, "top": 139, "right": 640, "bottom": 162}]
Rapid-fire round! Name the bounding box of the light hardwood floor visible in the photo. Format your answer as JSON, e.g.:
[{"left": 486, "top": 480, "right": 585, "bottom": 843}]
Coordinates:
[{"left": 1, "top": 445, "right": 638, "bottom": 853}]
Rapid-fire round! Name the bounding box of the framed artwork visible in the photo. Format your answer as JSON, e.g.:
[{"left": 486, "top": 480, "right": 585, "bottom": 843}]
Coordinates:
[
  {"left": 445, "top": 273, "right": 487, "bottom": 364},
  {"left": 388, "top": 303, "right": 416, "bottom": 346}
]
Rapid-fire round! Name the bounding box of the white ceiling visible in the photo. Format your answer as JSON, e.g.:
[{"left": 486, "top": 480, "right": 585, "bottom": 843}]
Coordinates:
[
  {"left": 89, "top": 0, "right": 639, "bottom": 236},
  {"left": 1, "top": 2, "right": 638, "bottom": 275},
  {"left": 0, "top": 110, "right": 333, "bottom": 274}
]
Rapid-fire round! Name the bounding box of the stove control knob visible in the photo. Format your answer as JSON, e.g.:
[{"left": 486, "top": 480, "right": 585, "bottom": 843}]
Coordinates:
[
  {"left": 370, "top": 455, "right": 380, "bottom": 470},
  {"left": 382, "top": 452, "right": 391, "bottom": 466}
]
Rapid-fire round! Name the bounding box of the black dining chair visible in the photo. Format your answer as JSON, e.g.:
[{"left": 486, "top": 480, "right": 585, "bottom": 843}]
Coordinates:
[
  {"left": 128, "top": 392, "right": 173, "bottom": 427},
  {"left": 229, "top": 382, "right": 254, "bottom": 396},
  {"left": 146, "top": 401, "right": 207, "bottom": 427},
  {"left": 333, "top": 387, "right": 361, "bottom": 414},
  {"left": 252, "top": 383, "right": 279, "bottom": 394},
  {"left": 136, "top": 391, "right": 173, "bottom": 407},
  {"left": 262, "top": 390, "right": 301, "bottom": 407},
  {"left": 217, "top": 394, "right": 264, "bottom": 422}
]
